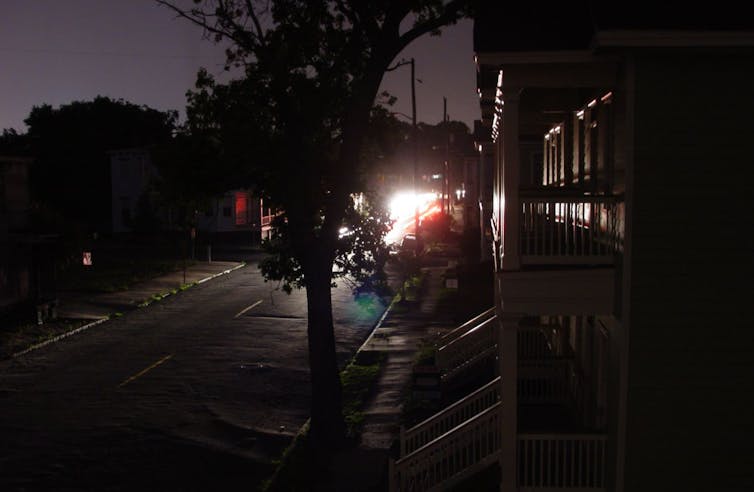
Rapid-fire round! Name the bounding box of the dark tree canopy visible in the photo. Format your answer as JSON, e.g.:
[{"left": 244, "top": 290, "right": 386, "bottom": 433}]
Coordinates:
[
  {"left": 15, "top": 97, "right": 176, "bottom": 233},
  {"left": 158, "top": 0, "right": 473, "bottom": 451}
]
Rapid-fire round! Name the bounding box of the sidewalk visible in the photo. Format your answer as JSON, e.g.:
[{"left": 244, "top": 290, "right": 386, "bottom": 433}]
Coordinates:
[
  {"left": 329, "top": 251, "right": 467, "bottom": 491},
  {"left": 57, "top": 260, "right": 245, "bottom": 320},
  {"left": 1, "top": 261, "right": 245, "bottom": 359}
]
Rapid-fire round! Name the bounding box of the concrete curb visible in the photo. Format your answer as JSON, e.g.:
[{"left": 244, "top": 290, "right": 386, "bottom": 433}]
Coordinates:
[
  {"left": 11, "top": 317, "right": 110, "bottom": 359},
  {"left": 195, "top": 262, "right": 247, "bottom": 285},
  {"left": 355, "top": 293, "right": 399, "bottom": 355},
  {"left": 8, "top": 262, "right": 247, "bottom": 360}
]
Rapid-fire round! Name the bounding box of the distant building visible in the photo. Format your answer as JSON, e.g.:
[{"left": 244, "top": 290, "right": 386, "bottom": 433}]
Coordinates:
[
  {"left": 196, "top": 189, "right": 258, "bottom": 234},
  {"left": 109, "top": 149, "right": 156, "bottom": 234},
  {"left": 109, "top": 148, "right": 263, "bottom": 239}
]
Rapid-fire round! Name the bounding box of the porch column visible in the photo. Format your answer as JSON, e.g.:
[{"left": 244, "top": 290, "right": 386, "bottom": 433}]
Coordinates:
[
  {"left": 563, "top": 115, "right": 575, "bottom": 185},
  {"left": 498, "top": 311, "right": 521, "bottom": 492},
  {"left": 500, "top": 88, "right": 521, "bottom": 271},
  {"left": 481, "top": 142, "right": 496, "bottom": 264}
]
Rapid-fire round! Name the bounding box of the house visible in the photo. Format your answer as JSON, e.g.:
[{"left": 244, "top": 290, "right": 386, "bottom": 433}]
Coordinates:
[
  {"left": 109, "top": 148, "right": 157, "bottom": 234},
  {"left": 109, "top": 148, "right": 264, "bottom": 241},
  {"left": 389, "top": 4, "right": 754, "bottom": 491},
  {"left": 195, "top": 189, "right": 257, "bottom": 235}
]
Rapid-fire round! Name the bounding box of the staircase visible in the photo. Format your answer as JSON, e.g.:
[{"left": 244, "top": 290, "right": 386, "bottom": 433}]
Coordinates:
[
  {"left": 400, "top": 376, "right": 501, "bottom": 456},
  {"left": 436, "top": 308, "right": 497, "bottom": 387},
  {"left": 389, "top": 402, "right": 502, "bottom": 492},
  {"left": 388, "top": 312, "right": 608, "bottom": 491},
  {"left": 389, "top": 311, "right": 502, "bottom": 492}
]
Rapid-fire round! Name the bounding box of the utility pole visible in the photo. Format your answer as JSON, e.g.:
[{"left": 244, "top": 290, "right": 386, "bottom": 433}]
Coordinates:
[
  {"left": 444, "top": 96, "right": 449, "bottom": 217},
  {"left": 411, "top": 58, "right": 420, "bottom": 256},
  {"left": 386, "top": 57, "right": 420, "bottom": 255}
]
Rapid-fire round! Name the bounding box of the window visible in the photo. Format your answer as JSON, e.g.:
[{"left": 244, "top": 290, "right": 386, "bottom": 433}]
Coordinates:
[
  {"left": 234, "top": 192, "right": 248, "bottom": 225},
  {"left": 223, "top": 206, "right": 231, "bottom": 217}
]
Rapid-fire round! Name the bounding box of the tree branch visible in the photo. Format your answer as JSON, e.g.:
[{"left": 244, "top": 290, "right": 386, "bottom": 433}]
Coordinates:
[
  {"left": 385, "top": 59, "right": 412, "bottom": 72},
  {"left": 244, "top": 0, "right": 267, "bottom": 48},
  {"left": 156, "top": 0, "right": 261, "bottom": 55},
  {"left": 394, "top": 0, "right": 469, "bottom": 55},
  {"left": 349, "top": 2, "right": 381, "bottom": 42}
]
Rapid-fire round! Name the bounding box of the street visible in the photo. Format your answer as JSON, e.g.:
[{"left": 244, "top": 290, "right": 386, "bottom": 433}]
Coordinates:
[{"left": 0, "top": 262, "right": 389, "bottom": 490}]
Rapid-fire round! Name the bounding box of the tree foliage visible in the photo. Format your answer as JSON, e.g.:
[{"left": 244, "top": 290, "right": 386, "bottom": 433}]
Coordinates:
[
  {"left": 15, "top": 97, "right": 176, "bottom": 233},
  {"left": 158, "top": 0, "right": 472, "bottom": 451}
]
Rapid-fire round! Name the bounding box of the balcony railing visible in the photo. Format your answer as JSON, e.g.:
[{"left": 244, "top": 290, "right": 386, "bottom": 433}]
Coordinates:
[
  {"left": 391, "top": 415, "right": 607, "bottom": 491},
  {"left": 519, "top": 358, "right": 572, "bottom": 405},
  {"left": 518, "top": 433, "right": 607, "bottom": 490},
  {"left": 519, "top": 325, "right": 558, "bottom": 360},
  {"left": 519, "top": 194, "right": 622, "bottom": 265}
]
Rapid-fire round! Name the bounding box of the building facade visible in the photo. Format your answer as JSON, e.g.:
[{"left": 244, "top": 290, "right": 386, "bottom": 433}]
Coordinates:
[
  {"left": 109, "top": 148, "right": 261, "bottom": 238},
  {"left": 390, "top": 4, "right": 754, "bottom": 491}
]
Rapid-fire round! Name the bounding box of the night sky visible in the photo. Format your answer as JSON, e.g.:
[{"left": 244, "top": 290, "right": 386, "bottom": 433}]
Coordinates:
[{"left": 0, "top": 0, "right": 478, "bottom": 133}]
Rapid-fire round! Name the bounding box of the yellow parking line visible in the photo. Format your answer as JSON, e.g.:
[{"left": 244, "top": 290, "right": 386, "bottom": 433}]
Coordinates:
[
  {"left": 118, "top": 354, "right": 173, "bottom": 388},
  {"left": 234, "top": 300, "right": 263, "bottom": 319}
]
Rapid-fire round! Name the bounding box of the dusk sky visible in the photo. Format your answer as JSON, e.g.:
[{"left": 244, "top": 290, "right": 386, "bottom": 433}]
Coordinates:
[{"left": 0, "top": 0, "right": 479, "bottom": 133}]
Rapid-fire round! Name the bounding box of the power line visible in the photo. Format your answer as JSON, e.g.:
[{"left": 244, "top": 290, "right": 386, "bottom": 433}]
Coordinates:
[{"left": 0, "top": 47, "right": 223, "bottom": 60}]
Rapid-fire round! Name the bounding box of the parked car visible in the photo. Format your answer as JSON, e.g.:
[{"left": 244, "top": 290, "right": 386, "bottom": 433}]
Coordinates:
[{"left": 399, "top": 233, "right": 422, "bottom": 255}]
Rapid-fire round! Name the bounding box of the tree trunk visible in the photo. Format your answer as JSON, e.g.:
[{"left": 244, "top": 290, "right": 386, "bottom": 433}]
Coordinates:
[{"left": 304, "top": 256, "right": 346, "bottom": 451}]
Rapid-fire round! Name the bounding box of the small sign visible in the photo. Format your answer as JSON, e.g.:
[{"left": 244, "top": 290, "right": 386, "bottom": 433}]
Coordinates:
[
  {"left": 83, "top": 251, "right": 92, "bottom": 266},
  {"left": 445, "top": 278, "right": 458, "bottom": 289}
]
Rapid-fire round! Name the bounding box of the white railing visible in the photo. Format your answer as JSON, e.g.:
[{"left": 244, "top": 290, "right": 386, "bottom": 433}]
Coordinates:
[
  {"left": 389, "top": 403, "right": 502, "bottom": 492},
  {"left": 439, "top": 307, "right": 495, "bottom": 346},
  {"left": 519, "top": 194, "right": 621, "bottom": 264},
  {"left": 400, "top": 377, "right": 501, "bottom": 457},
  {"left": 518, "top": 433, "right": 607, "bottom": 491},
  {"left": 436, "top": 316, "right": 497, "bottom": 382},
  {"left": 569, "top": 364, "right": 588, "bottom": 425},
  {"left": 519, "top": 326, "right": 555, "bottom": 360},
  {"left": 519, "top": 358, "right": 572, "bottom": 405}
]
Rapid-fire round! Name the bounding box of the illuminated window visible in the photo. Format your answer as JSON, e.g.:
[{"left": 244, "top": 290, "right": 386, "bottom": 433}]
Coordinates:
[{"left": 235, "top": 192, "right": 248, "bottom": 225}]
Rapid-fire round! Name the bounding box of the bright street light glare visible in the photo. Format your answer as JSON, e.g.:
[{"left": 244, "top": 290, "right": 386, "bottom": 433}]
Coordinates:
[{"left": 384, "top": 190, "right": 441, "bottom": 245}]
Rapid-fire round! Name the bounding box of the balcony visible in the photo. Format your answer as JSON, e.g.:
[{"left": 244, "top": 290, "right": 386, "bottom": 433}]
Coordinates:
[
  {"left": 519, "top": 192, "right": 622, "bottom": 266},
  {"left": 497, "top": 191, "right": 621, "bottom": 316}
]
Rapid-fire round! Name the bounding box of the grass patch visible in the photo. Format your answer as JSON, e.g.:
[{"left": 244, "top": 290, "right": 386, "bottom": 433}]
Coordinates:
[
  {"left": 259, "top": 421, "right": 314, "bottom": 492},
  {"left": 0, "top": 318, "right": 89, "bottom": 358},
  {"left": 341, "top": 358, "right": 383, "bottom": 438},
  {"left": 396, "top": 270, "right": 427, "bottom": 304},
  {"left": 136, "top": 283, "right": 196, "bottom": 308},
  {"left": 58, "top": 258, "right": 196, "bottom": 293},
  {"left": 400, "top": 340, "right": 442, "bottom": 429},
  {"left": 261, "top": 355, "right": 386, "bottom": 491},
  {"left": 414, "top": 341, "right": 437, "bottom": 367}
]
